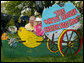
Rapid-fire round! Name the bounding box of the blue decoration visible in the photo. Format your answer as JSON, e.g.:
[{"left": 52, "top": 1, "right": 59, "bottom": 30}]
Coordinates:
[{"left": 42, "top": 1, "right": 81, "bottom": 41}]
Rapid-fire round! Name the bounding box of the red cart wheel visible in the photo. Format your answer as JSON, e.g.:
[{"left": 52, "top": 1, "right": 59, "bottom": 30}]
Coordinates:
[
  {"left": 60, "top": 29, "right": 83, "bottom": 56},
  {"left": 47, "top": 33, "right": 58, "bottom": 53}
]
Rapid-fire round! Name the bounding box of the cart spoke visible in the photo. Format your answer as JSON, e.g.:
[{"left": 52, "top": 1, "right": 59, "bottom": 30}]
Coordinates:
[
  {"left": 71, "top": 40, "right": 79, "bottom": 43},
  {"left": 64, "top": 47, "right": 68, "bottom": 55},
  {"left": 66, "top": 32, "right": 68, "bottom": 41},
  {"left": 62, "top": 40, "right": 68, "bottom": 43},
  {"left": 62, "top": 45, "right": 69, "bottom": 52},
  {"left": 70, "top": 31, "right": 74, "bottom": 40},
  {"left": 71, "top": 47, "right": 77, "bottom": 53},
  {"left": 71, "top": 37, "right": 80, "bottom": 43},
  {"left": 73, "top": 45, "right": 79, "bottom": 47},
  {"left": 70, "top": 47, "right": 73, "bottom": 55},
  {"left": 52, "top": 33, "right": 54, "bottom": 42},
  {"left": 73, "top": 38, "right": 78, "bottom": 41},
  {"left": 72, "top": 36, "right": 79, "bottom": 42}
]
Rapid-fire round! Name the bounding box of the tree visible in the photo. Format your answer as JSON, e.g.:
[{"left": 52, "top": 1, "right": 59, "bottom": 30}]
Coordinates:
[
  {"left": 5, "top": 1, "right": 36, "bottom": 17},
  {"left": 5, "top": 1, "right": 23, "bottom": 16},
  {"left": 1, "top": 1, "right": 9, "bottom": 13},
  {"left": 43, "top": 1, "right": 52, "bottom": 8}
]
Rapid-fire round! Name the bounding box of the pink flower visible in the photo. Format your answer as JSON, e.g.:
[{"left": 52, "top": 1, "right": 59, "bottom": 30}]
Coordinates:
[{"left": 34, "top": 23, "right": 44, "bottom": 36}]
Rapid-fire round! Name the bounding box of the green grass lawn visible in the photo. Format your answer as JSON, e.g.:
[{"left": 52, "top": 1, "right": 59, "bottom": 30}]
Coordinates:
[{"left": 1, "top": 47, "right": 83, "bottom": 62}]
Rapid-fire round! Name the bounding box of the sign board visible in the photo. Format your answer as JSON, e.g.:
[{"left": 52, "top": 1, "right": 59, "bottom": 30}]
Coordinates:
[{"left": 42, "top": 1, "right": 81, "bottom": 41}]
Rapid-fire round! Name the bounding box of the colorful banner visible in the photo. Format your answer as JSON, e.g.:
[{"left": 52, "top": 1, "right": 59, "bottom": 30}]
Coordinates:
[{"left": 42, "top": 1, "right": 81, "bottom": 41}]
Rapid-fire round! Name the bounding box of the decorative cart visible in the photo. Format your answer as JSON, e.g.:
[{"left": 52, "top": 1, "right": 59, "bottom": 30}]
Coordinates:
[{"left": 1, "top": 1, "right": 83, "bottom": 57}]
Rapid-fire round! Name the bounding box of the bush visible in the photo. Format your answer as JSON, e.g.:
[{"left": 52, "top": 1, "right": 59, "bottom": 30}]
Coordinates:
[{"left": 7, "top": 17, "right": 15, "bottom": 27}]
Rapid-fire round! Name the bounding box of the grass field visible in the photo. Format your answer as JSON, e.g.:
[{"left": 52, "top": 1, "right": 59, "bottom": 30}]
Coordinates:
[
  {"left": 1, "top": 30, "right": 83, "bottom": 62},
  {"left": 1, "top": 47, "right": 83, "bottom": 62}
]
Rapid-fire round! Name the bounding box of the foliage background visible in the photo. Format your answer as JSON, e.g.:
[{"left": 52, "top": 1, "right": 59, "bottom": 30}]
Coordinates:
[{"left": 1, "top": 1, "right": 83, "bottom": 27}]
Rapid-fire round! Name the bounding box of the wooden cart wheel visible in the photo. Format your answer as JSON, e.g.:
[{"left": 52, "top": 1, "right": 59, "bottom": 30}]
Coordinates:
[
  {"left": 47, "top": 33, "right": 58, "bottom": 53},
  {"left": 58, "top": 29, "right": 83, "bottom": 56}
]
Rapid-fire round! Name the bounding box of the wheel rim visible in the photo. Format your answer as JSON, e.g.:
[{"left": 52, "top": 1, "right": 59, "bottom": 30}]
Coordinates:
[
  {"left": 60, "top": 29, "right": 83, "bottom": 56},
  {"left": 47, "top": 39, "right": 58, "bottom": 52},
  {"left": 47, "top": 33, "right": 58, "bottom": 53}
]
